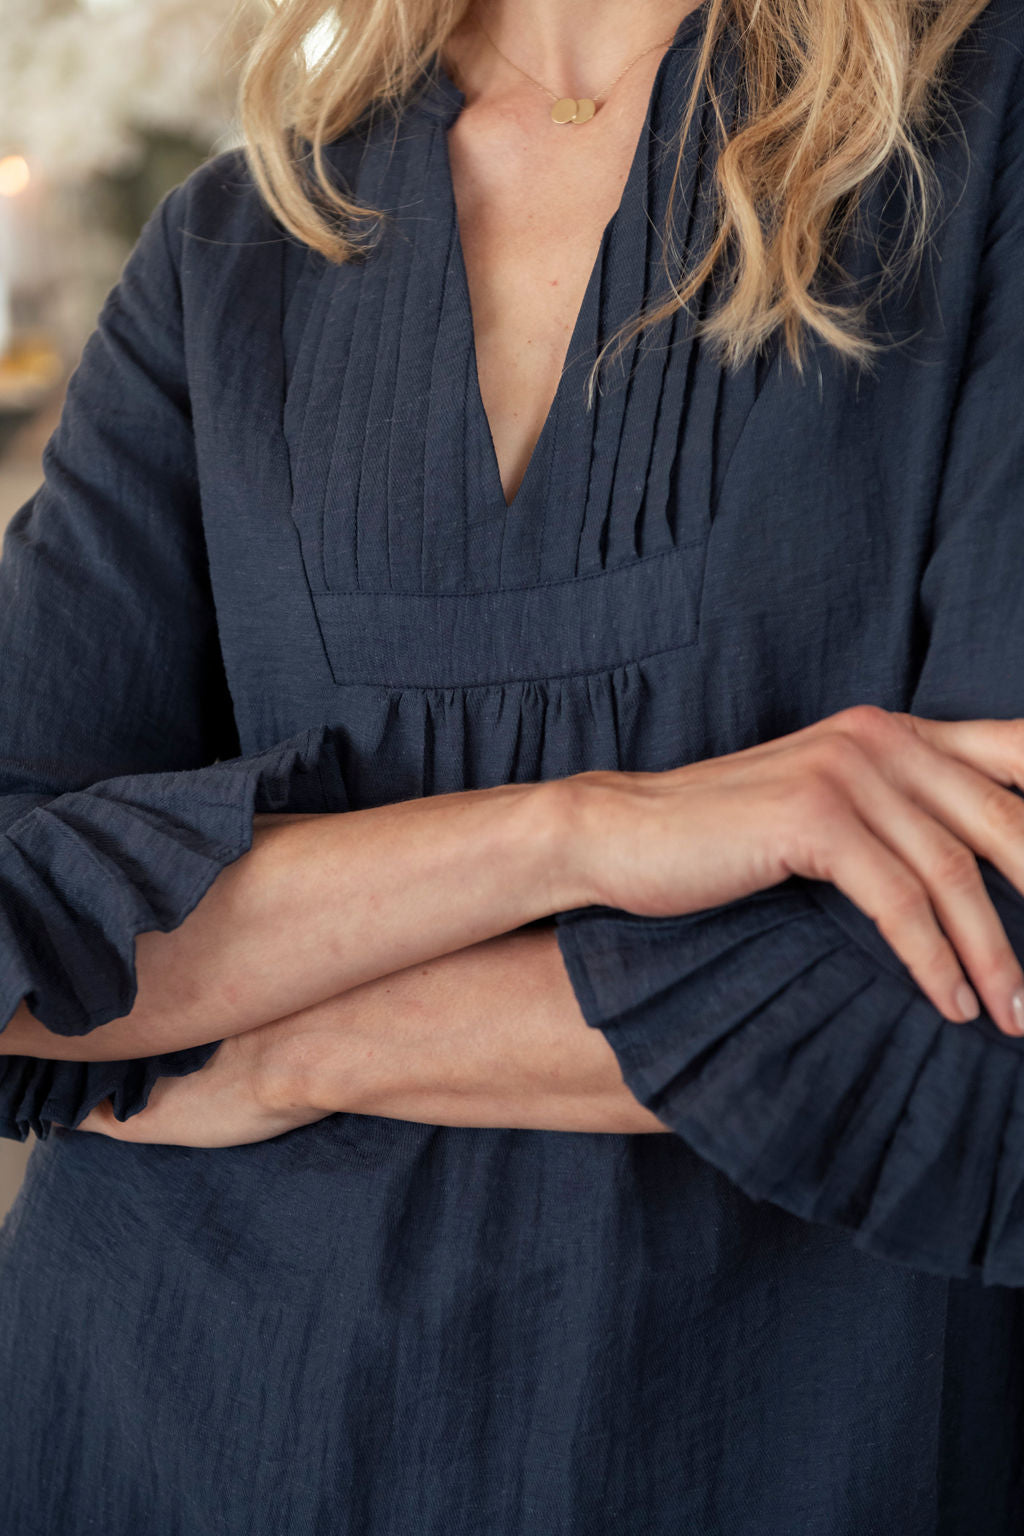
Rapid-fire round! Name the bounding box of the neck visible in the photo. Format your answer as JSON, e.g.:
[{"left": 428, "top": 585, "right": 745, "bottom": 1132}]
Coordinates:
[{"left": 460, "top": 0, "right": 703, "bottom": 92}]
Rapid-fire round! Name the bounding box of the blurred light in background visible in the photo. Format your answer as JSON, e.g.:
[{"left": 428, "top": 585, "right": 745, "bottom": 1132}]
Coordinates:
[
  {"left": 0, "top": 156, "right": 30, "bottom": 198},
  {"left": 0, "top": 155, "right": 31, "bottom": 360}
]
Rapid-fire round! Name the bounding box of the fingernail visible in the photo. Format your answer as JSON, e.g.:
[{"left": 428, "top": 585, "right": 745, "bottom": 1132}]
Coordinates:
[
  {"left": 955, "top": 982, "right": 980, "bottom": 1022},
  {"left": 1011, "top": 988, "right": 1024, "bottom": 1036}
]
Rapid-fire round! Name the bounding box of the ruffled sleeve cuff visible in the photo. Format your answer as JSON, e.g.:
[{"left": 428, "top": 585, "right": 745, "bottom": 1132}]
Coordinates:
[
  {"left": 0, "top": 722, "right": 347, "bottom": 1141},
  {"left": 554, "top": 872, "right": 1024, "bottom": 1288},
  {"left": 0, "top": 1042, "right": 222, "bottom": 1143}
]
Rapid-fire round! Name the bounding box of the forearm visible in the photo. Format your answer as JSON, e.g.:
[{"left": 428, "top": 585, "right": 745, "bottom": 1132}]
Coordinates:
[
  {"left": 1, "top": 779, "right": 587, "bottom": 1063},
  {"left": 277, "top": 921, "right": 669, "bottom": 1132},
  {"left": 78, "top": 923, "right": 668, "bottom": 1141}
]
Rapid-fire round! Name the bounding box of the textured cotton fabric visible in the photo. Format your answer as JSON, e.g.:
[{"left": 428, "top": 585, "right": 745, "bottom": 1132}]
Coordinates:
[{"left": 2, "top": 0, "right": 1024, "bottom": 1529}]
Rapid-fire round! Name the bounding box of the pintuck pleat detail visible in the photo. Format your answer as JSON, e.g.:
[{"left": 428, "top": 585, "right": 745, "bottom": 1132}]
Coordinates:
[
  {"left": 424, "top": 211, "right": 476, "bottom": 587},
  {"left": 279, "top": 21, "right": 749, "bottom": 601}
]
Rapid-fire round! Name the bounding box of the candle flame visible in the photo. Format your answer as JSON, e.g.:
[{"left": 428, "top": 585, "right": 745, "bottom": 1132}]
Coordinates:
[{"left": 0, "top": 157, "right": 30, "bottom": 198}]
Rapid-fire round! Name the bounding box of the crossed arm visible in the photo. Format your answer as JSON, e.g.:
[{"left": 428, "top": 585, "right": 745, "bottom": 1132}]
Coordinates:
[
  {"left": 76, "top": 922, "right": 669, "bottom": 1145},
  {"left": 1, "top": 790, "right": 667, "bottom": 1143}
]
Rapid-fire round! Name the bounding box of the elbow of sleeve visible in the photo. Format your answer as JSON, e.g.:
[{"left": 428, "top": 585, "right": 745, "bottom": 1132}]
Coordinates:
[
  {"left": 554, "top": 872, "right": 1024, "bottom": 1289},
  {"left": 0, "top": 722, "right": 348, "bottom": 1041}
]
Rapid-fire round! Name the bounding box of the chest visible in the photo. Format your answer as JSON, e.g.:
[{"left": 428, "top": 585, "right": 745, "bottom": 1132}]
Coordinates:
[
  {"left": 181, "top": 108, "right": 966, "bottom": 786},
  {"left": 445, "top": 80, "right": 658, "bottom": 506}
]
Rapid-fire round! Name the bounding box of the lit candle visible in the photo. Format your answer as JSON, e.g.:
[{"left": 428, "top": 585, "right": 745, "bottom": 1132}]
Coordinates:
[{"left": 0, "top": 156, "right": 33, "bottom": 358}]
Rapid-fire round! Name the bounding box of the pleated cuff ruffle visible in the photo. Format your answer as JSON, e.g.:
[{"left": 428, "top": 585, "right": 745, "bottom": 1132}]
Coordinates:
[
  {"left": 0, "top": 723, "right": 347, "bottom": 1141},
  {"left": 0, "top": 1042, "right": 222, "bottom": 1143},
  {"left": 554, "top": 872, "right": 1024, "bottom": 1288}
]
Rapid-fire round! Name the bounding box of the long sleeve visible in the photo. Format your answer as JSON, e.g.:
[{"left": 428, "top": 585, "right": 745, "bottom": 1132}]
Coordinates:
[
  {"left": 554, "top": 68, "right": 1024, "bottom": 1285},
  {"left": 0, "top": 182, "right": 343, "bottom": 1142}
]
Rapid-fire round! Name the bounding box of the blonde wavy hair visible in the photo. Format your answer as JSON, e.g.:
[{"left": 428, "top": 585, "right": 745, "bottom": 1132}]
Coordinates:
[{"left": 227, "top": 0, "right": 991, "bottom": 374}]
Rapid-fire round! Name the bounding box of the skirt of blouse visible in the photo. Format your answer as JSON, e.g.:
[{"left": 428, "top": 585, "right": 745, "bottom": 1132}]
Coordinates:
[{"left": 2, "top": 1104, "right": 1023, "bottom": 1536}]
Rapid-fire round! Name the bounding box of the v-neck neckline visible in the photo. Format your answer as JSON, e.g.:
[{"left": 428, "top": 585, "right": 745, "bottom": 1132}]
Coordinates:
[{"left": 431, "top": 3, "right": 711, "bottom": 516}]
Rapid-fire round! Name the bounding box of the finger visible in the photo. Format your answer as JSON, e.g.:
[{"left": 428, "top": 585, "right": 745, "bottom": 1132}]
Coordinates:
[
  {"left": 793, "top": 803, "right": 984, "bottom": 1027},
  {"left": 857, "top": 721, "right": 1024, "bottom": 1022},
  {"left": 843, "top": 755, "right": 1024, "bottom": 1035},
  {"left": 902, "top": 715, "right": 1024, "bottom": 789},
  {"left": 839, "top": 709, "right": 1024, "bottom": 930}
]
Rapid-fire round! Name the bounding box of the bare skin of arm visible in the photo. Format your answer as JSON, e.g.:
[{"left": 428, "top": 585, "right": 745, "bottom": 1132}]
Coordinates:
[
  {"left": 73, "top": 923, "right": 669, "bottom": 1143},
  {"left": 15, "top": 707, "right": 1024, "bottom": 1151},
  {"left": 0, "top": 782, "right": 582, "bottom": 1062},
  {"left": 65, "top": 710, "right": 1024, "bottom": 1147}
]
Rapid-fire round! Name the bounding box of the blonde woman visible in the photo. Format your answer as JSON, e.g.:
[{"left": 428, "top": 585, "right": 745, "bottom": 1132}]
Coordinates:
[{"left": 1, "top": 0, "right": 1023, "bottom": 1527}]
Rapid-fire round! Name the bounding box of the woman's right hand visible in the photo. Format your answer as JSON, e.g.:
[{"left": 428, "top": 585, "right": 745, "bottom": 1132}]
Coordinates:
[{"left": 566, "top": 705, "right": 1024, "bottom": 1037}]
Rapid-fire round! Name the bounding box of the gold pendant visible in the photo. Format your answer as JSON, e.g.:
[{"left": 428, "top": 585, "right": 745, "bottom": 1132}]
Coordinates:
[{"left": 550, "top": 97, "right": 597, "bottom": 125}]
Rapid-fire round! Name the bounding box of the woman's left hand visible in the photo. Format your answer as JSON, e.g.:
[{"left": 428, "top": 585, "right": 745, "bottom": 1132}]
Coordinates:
[{"left": 70, "top": 1025, "right": 329, "bottom": 1146}]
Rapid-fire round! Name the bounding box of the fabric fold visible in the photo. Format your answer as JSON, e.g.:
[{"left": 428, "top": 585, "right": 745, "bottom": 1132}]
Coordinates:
[
  {"left": 554, "top": 874, "right": 1024, "bottom": 1287},
  {"left": 0, "top": 723, "right": 346, "bottom": 1140}
]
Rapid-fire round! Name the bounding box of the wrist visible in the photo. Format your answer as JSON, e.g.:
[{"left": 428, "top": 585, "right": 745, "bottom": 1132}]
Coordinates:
[
  {"left": 509, "top": 775, "right": 582, "bottom": 915},
  {"left": 539, "top": 770, "right": 617, "bottom": 912},
  {"left": 238, "top": 1013, "right": 326, "bottom": 1121}
]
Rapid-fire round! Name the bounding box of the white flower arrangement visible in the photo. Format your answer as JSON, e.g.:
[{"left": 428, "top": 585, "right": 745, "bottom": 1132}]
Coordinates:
[
  {"left": 0, "top": 0, "right": 264, "bottom": 358},
  {"left": 0, "top": 0, "right": 251, "bottom": 184}
]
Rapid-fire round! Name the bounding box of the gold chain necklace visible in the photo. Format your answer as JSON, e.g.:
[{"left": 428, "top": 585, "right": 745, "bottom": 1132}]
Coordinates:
[{"left": 473, "top": 14, "right": 679, "bottom": 125}]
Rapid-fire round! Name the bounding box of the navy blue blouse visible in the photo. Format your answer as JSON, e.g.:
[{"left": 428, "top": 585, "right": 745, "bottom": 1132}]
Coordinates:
[{"left": 2, "top": 0, "right": 1024, "bottom": 1529}]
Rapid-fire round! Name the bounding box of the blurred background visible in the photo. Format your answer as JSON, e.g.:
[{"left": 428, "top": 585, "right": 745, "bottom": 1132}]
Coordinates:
[{"left": 0, "top": 0, "right": 264, "bottom": 1217}]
